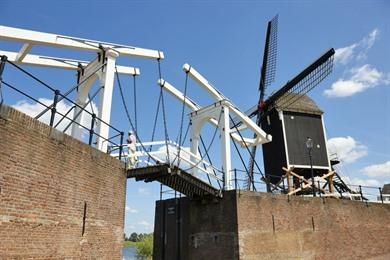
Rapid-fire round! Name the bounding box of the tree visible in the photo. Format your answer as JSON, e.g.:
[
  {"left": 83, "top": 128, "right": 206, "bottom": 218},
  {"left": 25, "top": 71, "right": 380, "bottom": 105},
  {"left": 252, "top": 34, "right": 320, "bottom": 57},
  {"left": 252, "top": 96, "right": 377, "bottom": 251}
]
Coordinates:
[
  {"left": 136, "top": 233, "right": 153, "bottom": 260},
  {"left": 130, "top": 232, "right": 138, "bottom": 242}
]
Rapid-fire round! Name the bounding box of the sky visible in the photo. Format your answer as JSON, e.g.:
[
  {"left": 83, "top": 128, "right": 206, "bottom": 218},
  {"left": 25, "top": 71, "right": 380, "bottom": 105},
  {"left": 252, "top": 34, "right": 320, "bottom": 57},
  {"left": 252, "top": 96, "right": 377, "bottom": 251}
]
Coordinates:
[{"left": 1, "top": 0, "right": 389, "bottom": 235}]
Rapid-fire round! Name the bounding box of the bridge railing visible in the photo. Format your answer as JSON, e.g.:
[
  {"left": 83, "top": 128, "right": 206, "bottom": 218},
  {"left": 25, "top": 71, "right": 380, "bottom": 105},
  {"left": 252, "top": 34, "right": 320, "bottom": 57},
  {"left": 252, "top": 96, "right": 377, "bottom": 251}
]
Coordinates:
[
  {"left": 112, "top": 140, "right": 224, "bottom": 184},
  {"left": 0, "top": 55, "right": 125, "bottom": 159}
]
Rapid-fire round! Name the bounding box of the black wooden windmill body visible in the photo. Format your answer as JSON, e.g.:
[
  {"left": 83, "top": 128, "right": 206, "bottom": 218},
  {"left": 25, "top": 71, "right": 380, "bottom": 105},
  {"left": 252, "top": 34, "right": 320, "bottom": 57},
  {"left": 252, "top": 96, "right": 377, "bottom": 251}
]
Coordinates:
[{"left": 244, "top": 15, "right": 335, "bottom": 191}]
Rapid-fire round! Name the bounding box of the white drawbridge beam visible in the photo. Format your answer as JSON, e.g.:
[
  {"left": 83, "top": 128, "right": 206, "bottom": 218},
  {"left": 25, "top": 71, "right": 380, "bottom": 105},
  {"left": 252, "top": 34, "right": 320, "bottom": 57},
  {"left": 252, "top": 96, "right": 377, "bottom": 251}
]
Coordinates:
[
  {"left": 157, "top": 79, "right": 271, "bottom": 147},
  {"left": 0, "top": 50, "right": 140, "bottom": 75},
  {"left": 183, "top": 63, "right": 226, "bottom": 101},
  {"left": 158, "top": 77, "right": 272, "bottom": 190},
  {"left": 183, "top": 63, "right": 257, "bottom": 132},
  {"left": 0, "top": 25, "right": 162, "bottom": 152},
  {"left": 0, "top": 25, "right": 164, "bottom": 60}
]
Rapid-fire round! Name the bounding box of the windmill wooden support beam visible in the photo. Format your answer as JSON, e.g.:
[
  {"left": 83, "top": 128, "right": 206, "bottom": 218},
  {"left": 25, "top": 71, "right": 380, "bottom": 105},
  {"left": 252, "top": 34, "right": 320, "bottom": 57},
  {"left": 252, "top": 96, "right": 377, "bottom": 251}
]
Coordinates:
[
  {"left": 282, "top": 167, "right": 336, "bottom": 197},
  {"left": 266, "top": 175, "right": 287, "bottom": 192}
]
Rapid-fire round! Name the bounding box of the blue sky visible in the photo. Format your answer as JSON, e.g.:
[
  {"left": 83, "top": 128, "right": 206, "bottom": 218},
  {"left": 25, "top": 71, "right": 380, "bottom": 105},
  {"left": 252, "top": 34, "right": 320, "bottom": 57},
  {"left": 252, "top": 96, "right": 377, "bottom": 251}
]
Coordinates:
[{"left": 1, "top": 1, "right": 389, "bottom": 235}]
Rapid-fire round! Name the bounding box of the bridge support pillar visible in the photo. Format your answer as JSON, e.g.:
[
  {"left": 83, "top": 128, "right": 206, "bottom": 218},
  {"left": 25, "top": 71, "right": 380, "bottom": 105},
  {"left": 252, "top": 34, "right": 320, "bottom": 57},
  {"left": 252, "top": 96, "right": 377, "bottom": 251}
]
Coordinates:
[
  {"left": 190, "top": 101, "right": 232, "bottom": 190},
  {"left": 71, "top": 49, "right": 119, "bottom": 152}
]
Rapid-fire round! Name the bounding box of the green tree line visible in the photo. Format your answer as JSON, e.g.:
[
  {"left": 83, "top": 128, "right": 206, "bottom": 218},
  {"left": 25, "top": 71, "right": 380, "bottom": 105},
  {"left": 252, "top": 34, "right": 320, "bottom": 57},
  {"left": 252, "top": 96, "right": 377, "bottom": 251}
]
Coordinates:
[
  {"left": 124, "top": 232, "right": 153, "bottom": 242},
  {"left": 124, "top": 232, "right": 153, "bottom": 259}
]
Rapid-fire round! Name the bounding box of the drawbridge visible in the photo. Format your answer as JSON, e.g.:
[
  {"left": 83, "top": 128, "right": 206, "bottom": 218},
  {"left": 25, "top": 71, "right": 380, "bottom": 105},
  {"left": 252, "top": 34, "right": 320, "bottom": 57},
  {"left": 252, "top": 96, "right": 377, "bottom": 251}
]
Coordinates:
[
  {"left": 127, "top": 164, "right": 221, "bottom": 199},
  {"left": 0, "top": 25, "right": 271, "bottom": 200},
  {"left": 1, "top": 25, "right": 356, "bottom": 201}
]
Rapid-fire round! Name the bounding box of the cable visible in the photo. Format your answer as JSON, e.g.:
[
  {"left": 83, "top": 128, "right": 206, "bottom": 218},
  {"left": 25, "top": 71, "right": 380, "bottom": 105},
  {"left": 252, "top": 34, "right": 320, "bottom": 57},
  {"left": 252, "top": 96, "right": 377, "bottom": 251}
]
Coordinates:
[
  {"left": 198, "top": 147, "right": 213, "bottom": 186},
  {"left": 147, "top": 93, "right": 162, "bottom": 160},
  {"left": 87, "top": 93, "right": 95, "bottom": 115},
  {"left": 133, "top": 74, "right": 138, "bottom": 133},
  {"left": 157, "top": 59, "right": 170, "bottom": 164},
  {"left": 34, "top": 62, "right": 106, "bottom": 120},
  {"left": 175, "top": 71, "right": 190, "bottom": 166},
  {"left": 115, "top": 66, "right": 158, "bottom": 163},
  {"left": 228, "top": 115, "right": 267, "bottom": 182},
  {"left": 183, "top": 109, "right": 222, "bottom": 173},
  {"left": 230, "top": 133, "right": 256, "bottom": 191},
  {"left": 62, "top": 86, "right": 102, "bottom": 133},
  {"left": 181, "top": 122, "right": 190, "bottom": 146},
  {"left": 200, "top": 135, "right": 222, "bottom": 189},
  {"left": 0, "top": 81, "right": 3, "bottom": 105}
]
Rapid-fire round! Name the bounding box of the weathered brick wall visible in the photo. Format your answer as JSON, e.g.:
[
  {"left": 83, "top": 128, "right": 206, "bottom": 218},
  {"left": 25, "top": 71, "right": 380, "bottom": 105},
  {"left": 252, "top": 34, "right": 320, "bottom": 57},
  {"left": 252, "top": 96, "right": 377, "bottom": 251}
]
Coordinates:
[
  {"left": 237, "top": 192, "right": 390, "bottom": 259},
  {"left": 0, "top": 105, "right": 126, "bottom": 259},
  {"left": 154, "top": 190, "right": 390, "bottom": 259}
]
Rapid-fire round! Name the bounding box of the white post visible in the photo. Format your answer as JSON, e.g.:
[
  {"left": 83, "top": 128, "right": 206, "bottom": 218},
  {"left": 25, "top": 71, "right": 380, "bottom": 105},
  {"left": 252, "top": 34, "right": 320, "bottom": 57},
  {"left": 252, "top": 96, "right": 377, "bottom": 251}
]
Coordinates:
[
  {"left": 190, "top": 121, "right": 201, "bottom": 176},
  {"left": 96, "top": 49, "right": 119, "bottom": 152},
  {"left": 71, "top": 74, "right": 97, "bottom": 140},
  {"left": 220, "top": 106, "right": 232, "bottom": 190}
]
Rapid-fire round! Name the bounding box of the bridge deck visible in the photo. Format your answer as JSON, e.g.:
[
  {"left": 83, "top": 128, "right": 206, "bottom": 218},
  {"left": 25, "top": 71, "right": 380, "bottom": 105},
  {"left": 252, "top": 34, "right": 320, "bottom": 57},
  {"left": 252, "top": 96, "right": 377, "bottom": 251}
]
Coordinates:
[{"left": 127, "top": 164, "right": 221, "bottom": 199}]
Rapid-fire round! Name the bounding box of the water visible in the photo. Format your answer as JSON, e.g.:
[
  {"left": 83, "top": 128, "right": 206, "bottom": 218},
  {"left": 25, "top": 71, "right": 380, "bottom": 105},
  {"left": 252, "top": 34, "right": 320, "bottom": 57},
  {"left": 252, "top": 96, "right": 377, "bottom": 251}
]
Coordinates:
[{"left": 122, "top": 246, "right": 137, "bottom": 260}]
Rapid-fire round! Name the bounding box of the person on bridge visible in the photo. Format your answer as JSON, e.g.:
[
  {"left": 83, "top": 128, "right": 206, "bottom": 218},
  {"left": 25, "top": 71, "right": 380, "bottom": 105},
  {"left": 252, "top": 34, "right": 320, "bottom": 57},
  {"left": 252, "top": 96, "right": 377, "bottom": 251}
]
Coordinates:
[{"left": 127, "top": 130, "right": 138, "bottom": 169}]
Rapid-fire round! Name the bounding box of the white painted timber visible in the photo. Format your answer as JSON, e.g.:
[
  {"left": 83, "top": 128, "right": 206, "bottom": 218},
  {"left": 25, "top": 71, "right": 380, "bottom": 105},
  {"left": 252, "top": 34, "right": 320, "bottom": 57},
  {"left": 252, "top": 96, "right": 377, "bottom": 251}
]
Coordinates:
[
  {"left": 158, "top": 79, "right": 200, "bottom": 111},
  {"left": 183, "top": 63, "right": 226, "bottom": 101},
  {"left": 96, "top": 50, "right": 119, "bottom": 151},
  {"left": 158, "top": 79, "right": 271, "bottom": 147},
  {"left": 0, "top": 50, "right": 139, "bottom": 75},
  {"left": 0, "top": 25, "right": 164, "bottom": 60},
  {"left": 15, "top": 43, "right": 33, "bottom": 62}
]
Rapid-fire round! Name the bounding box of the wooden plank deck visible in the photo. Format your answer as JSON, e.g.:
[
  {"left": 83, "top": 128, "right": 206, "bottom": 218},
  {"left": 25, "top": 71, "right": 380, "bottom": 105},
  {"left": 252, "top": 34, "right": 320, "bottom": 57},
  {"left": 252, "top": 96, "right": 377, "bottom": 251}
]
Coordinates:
[{"left": 127, "top": 164, "right": 221, "bottom": 199}]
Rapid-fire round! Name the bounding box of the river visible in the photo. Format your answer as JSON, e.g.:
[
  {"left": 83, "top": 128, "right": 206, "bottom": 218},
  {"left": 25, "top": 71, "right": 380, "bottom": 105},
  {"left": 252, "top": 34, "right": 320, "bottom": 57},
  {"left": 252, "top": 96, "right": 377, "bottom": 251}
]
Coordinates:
[{"left": 122, "top": 246, "right": 137, "bottom": 259}]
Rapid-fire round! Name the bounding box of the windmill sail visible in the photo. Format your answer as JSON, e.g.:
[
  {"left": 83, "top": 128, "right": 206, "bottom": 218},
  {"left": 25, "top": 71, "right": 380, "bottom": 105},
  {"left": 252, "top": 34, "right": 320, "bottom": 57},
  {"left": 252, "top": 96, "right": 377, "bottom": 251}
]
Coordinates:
[
  {"left": 261, "top": 48, "right": 335, "bottom": 117},
  {"left": 245, "top": 15, "right": 278, "bottom": 190},
  {"left": 259, "top": 14, "right": 278, "bottom": 93}
]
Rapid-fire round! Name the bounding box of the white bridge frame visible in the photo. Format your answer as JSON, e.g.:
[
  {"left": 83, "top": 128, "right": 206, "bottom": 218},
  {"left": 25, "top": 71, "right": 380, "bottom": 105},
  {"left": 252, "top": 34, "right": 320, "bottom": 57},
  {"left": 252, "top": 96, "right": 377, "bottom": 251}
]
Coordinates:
[
  {"left": 0, "top": 25, "right": 164, "bottom": 151},
  {"left": 158, "top": 64, "right": 272, "bottom": 190}
]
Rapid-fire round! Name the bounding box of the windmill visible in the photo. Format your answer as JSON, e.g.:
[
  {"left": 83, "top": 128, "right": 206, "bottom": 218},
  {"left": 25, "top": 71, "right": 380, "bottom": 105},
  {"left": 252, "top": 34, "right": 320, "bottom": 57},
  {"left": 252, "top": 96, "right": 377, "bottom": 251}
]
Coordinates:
[{"left": 244, "top": 15, "right": 335, "bottom": 190}]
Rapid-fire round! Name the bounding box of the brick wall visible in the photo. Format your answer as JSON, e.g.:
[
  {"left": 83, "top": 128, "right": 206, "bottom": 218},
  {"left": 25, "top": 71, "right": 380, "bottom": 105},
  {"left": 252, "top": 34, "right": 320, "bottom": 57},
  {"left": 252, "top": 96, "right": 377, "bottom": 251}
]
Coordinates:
[
  {"left": 154, "top": 190, "right": 390, "bottom": 259},
  {"left": 237, "top": 192, "right": 390, "bottom": 259},
  {"left": 0, "top": 105, "right": 126, "bottom": 259}
]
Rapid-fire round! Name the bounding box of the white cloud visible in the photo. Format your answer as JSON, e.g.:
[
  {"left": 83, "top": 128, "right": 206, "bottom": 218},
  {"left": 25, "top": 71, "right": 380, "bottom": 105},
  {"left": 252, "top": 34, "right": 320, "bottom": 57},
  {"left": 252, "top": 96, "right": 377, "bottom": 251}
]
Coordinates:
[
  {"left": 356, "top": 29, "right": 380, "bottom": 61},
  {"left": 327, "top": 136, "right": 368, "bottom": 164},
  {"left": 327, "top": 29, "right": 388, "bottom": 98},
  {"left": 361, "top": 161, "right": 390, "bottom": 178},
  {"left": 138, "top": 187, "right": 151, "bottom": 196},
  {"left": 137, "top": 220, "right": 151, "bottom": 227},
  {"left": 324, "top": 64, "right": 390, "bottom": 97},
  {"left": 12, "top": 98, "right": 98, "bottom": 135},
  {"left": 137, "top": 221, "right": 153, "bottom": 232},
  {"left": 334, "top": 29, "right": 380, "bottom": 65},
  {"left": 334, "top": 44, "right": 357, "bottom": 65},
  {"left": 342, "top": 175, "right": 381, "bottom": 188},
  {"left": 125, "top": 205, "right": 139, "bottom": 214}
]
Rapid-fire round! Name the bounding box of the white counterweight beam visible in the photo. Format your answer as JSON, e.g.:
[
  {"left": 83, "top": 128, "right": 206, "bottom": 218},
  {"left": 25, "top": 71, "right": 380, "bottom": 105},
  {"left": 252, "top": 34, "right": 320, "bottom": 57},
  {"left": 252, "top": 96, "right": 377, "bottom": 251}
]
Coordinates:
[
  {"left": 0, "top": 50, "right": 140, "bottom": 75},
  {"left": 182, "top": 63, "right": 226, "bottom": 101},
  {"left": 157, "top": 78, "right": 271, "bottom": 147},
  {"left": 157, "top": 79, "right": 200, "bottom": 111},
  {"left": 0, "top": 25, "right": 164, "bottom": 60}
]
